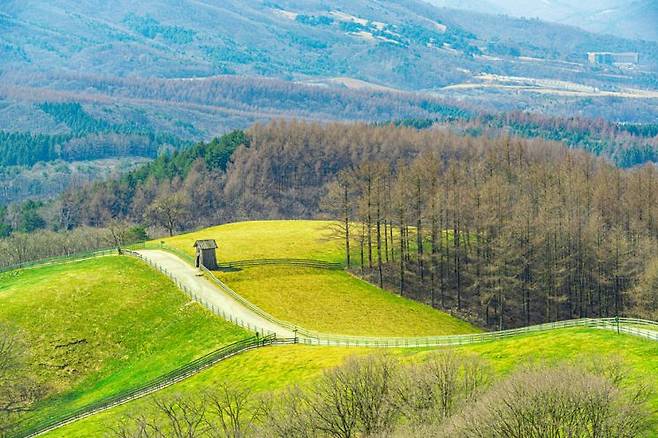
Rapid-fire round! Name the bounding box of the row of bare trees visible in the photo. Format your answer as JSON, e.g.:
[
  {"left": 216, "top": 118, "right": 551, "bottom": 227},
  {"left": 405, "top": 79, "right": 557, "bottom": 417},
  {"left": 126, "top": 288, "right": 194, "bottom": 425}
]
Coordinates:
[
  {"left": 113, "top": 353, "right": 650, "bottom": 438},
  {"left": 323, "top": 140, "right": 658, "bottom": 329},
  {"left": 0, "top": 225, "right": 147, "bottom": 270}
]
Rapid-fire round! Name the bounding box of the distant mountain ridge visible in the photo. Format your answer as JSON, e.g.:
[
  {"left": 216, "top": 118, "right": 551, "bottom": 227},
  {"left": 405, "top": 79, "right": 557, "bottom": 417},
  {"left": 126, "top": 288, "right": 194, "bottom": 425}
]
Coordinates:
[
  {"left": 425, "top": 0, "right": 658, "bottom": 42},
  {"left": 1, "top": 0, "right": 657, "bottom": 88},
  {"left": 0, "top": 0, "right": 658, "bottom": 207}
]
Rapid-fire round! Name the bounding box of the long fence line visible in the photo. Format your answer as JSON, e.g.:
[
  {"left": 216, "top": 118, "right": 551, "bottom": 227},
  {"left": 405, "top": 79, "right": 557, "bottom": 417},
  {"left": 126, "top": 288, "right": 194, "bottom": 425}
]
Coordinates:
[
  {"left": 296, "top": 317, "right": 658, "bottom": 347},
  {"left": 20, "top": 335, "right": 296, "bottom": 438},
  {"left": 0, "top": 248, "right": 117, "bottom": 274},
  {"left": 133, "top": 247, "right": 658, "bottom": 348},
  {"left": 226, "top": 258, "right": 342, "bottom": 270}
]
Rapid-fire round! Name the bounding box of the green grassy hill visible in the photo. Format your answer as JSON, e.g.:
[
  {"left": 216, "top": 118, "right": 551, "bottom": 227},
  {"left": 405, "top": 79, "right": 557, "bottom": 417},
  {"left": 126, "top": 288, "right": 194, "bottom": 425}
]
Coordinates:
[
  {"left": 46, "top": 328, "right": 658, "bottom": 437},
  {"left": 220, "top": 265, "right": 477, "bottom": 336},
  {"left": 0, "top": 256, "right": 248, "bottom": 433},
  {"left": 161, "top": 220, "right": 479, "bottom": 336},
  {"left": 3, "top": 220, "right": 657, "bottom": 436}
]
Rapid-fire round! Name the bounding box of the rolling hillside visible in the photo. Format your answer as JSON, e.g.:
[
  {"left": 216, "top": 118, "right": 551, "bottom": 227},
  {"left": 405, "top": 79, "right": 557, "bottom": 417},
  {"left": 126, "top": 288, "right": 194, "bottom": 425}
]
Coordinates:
[
  {"left": 2, "top": 219, "right": 657, "bottom": 436},
  {"left": 44, "top": 329, "right": 658, "bottom": 437},
  {"left": 160, "top": 220, "right": 480, "bottom": 336},
  {"left": 0, "top": 256, "right": 248, "bottom": 434}
]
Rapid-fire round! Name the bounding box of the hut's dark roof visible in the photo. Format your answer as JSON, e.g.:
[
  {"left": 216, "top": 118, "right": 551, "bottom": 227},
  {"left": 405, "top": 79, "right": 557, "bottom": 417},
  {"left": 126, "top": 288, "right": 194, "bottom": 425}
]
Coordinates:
[{"left": 193, "top": 239, "right": 218, "bottom": 250}]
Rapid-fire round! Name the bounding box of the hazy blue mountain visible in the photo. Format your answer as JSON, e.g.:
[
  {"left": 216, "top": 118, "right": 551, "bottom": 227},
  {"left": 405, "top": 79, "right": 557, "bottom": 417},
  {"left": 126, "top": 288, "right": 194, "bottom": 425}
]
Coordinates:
[
  {"left": 1, "top": 0, "right": 657, "bottom": 88},
  {"left": 1, "top": 0, "right": 657, "bottom": 139},
  {"left": 425, "top": 0, "right": 658, "bottom": 42}
]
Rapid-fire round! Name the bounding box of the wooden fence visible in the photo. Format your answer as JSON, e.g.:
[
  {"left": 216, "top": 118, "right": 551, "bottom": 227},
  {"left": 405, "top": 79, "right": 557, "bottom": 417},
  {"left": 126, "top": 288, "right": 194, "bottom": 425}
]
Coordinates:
[{"left": 20, "top": 335, "right": 295, "bottom": 438}]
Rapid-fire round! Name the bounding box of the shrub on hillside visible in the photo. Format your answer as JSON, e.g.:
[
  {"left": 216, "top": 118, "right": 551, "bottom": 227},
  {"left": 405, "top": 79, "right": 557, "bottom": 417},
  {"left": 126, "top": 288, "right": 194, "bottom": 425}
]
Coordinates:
[{"left": 440, "top": 365, "right": 652, "bottom": 438}]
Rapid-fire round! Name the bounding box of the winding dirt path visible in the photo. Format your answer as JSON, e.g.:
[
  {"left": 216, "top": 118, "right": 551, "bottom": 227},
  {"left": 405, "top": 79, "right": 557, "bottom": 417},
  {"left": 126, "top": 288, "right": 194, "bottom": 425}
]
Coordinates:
[{"left": 136, "top": 250, "right": 295, "bottom": 338}]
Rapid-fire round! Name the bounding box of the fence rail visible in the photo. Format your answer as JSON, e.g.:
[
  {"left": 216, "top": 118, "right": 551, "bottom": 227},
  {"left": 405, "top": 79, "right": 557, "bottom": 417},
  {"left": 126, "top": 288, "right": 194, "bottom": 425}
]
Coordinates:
[
  {"left": 133, "top": 244, "right": 317, "bottom": 337},
  {"left": 0, "top": 248, "right": 118, "bottom": 274},
  {"left": 295, "top": 317, "right": 658, "bottom": 347},
  {"left": 131, "top": 248, "right": 658, "bottom": 348},
  {"left": 226, "top": 258, "right": 342, "bottom": 270},
  {"left": 20, "top": 335, "right": 294, "bottom": 438},
  {"left": 125, "top": 250, "right": 279, "bottom": 336}
]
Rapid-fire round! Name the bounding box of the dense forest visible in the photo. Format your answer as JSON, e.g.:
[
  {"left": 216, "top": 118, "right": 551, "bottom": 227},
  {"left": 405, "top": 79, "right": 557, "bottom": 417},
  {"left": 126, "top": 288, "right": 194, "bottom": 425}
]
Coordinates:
[
  {"left": 398, "top": 114, "right": 658, "bottom": 168},
  {"left": 322, "top": 137, "right": 658, "bottom": 329},
  {"left": 3, "top": 121, "right": 656, "bottom": 328},
  {"left": 0, "top": 103, "right": 187, "bottom": 167},
  {"left": 474, "top": 113, "right": 658, "bottom": 168}
]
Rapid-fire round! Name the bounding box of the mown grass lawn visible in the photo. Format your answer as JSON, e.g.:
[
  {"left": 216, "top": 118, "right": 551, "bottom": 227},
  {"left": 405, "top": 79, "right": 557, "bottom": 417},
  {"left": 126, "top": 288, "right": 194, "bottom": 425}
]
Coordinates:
[
  {"left": 47, "top": 328, "right": 658, "bottom": 437},
  {"left": 0, "top": 256, "right": 248, "bottom": 433},
  {"left": 161, "top": 220, "right": 345, "bottom": 263},
  {"left": 217, "top": 265, "right": 479, "bottom": 336}
]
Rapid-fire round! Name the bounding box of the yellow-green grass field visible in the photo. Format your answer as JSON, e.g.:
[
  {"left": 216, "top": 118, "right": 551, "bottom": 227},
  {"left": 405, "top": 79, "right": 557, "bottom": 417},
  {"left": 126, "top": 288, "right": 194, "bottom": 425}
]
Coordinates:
[
  {"left": 160, "top": 220, "right": 469, "bottom": 267},
  {"left": 0, "top": 256, "right": 248, "bottom": 433},
  {"left": 160, "top": 220, "right": 479, "bottom": 337},
  {"left": 46, "top": 328, "right": 658, "bottom": 437},
  {"left": 161, "top": 220, "right": 345, "bottom": 263},
  {"left": 218, "top": 265, "right": 479, "bottom": 336}
]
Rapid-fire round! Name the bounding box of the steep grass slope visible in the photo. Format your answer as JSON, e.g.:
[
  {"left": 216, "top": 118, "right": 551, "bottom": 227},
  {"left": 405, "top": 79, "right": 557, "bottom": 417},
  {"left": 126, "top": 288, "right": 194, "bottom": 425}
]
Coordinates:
[
  {"left": 0, "top": 256, "right": 248, "bottom": 433},
  {"left": 46, "top": 328, "right": 658, "bottom": 437}
]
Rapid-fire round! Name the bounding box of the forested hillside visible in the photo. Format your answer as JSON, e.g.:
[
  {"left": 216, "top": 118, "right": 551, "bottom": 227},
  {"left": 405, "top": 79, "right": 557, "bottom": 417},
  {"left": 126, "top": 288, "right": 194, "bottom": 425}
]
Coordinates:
[
  {"left": 2, "top": 0, "right": 658, "bottom": 205},
  {"left": 439, "top": 113, "right": 658, "bottom": 167},
  {"left": 0, "top": 103, "right": 186, "bottom": 167},
  {"left": 6, "top": 122, "right": 655, "bottom": 329}
]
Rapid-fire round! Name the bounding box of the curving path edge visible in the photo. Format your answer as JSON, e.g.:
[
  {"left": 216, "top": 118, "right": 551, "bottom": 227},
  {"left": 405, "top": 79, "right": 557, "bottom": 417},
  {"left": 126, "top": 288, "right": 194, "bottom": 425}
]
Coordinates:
[{"left": 135, "top": 250, "right": 295, "bottom": 338}]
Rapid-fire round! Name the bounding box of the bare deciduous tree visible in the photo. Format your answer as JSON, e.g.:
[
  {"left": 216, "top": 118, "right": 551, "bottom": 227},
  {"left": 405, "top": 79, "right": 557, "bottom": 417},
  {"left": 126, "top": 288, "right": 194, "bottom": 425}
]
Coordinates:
[
  {"left": 205, "top": 382, "right": 267, "bottom": 438},
  {"left": 260, "top": 387, "right": 316, "bottom": 438},
  {"left": 395, "top": 350, "right": 490, "bottom": 427},
  {"left": 145, "top": 194, "right": 189, "bottom": 237}
]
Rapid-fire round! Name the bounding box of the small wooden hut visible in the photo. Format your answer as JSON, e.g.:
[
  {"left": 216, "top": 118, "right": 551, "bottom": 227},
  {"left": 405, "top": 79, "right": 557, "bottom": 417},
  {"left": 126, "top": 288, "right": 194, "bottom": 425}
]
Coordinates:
[{"left": 193, "top": 239, "right": 218, "bottom": 270}]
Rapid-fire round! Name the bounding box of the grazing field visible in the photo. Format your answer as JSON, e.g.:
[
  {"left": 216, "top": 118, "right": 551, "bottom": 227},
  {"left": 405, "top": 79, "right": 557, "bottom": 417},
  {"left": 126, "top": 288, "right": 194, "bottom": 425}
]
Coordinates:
[
  {"left": 218, "top": 265, "right": 479, "bottom": 336},
  {"left": 46, "top": 328, "right": 658, "bottom": 437},
  {"left": 161, "top": 220, "right": 345, "bottom": 263},
  {"left": 0, "top": 256, "right": 248, "bottom": 433}
]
